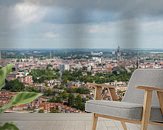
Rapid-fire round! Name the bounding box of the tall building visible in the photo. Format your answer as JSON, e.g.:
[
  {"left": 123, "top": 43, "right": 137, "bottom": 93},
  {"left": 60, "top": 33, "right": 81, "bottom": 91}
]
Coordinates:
[
  {"left": 49, "top": 51, "right": 53, "bottom": 59},
  {"left": 136, "top": 51, "right": 140, "bottom": 69},
  {"left": 115, "top": 46, "right": 122, "bottom": 60},
  {"left": 136, "top": 57, "right": 140, "bottom": 69},
  {"left": 59, "top": 64, "right": 70, "bottom": 72}
]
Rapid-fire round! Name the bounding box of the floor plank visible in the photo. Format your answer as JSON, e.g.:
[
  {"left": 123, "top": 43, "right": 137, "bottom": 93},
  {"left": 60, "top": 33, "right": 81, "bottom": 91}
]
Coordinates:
[{"left": 0, "top": 113, "right": 135, "bottom": 130}]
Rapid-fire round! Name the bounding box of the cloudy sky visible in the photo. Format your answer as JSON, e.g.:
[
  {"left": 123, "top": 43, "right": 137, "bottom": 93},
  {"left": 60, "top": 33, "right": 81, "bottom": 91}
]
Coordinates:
[{"left": 0, "top": 0, "right": 163, "bottom": 49}]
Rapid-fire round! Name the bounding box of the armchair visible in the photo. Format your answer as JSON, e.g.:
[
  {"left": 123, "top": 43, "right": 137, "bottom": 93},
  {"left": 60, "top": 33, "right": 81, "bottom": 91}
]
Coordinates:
[{"left": 85, "top": 69, "right": 163, "bottom": 130}]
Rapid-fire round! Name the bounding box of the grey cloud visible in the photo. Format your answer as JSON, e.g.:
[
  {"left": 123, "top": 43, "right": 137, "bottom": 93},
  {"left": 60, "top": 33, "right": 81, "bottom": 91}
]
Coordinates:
[
  {"left": 117, "top": 19, "right": 141, "bottom": 48},
  {"left": 1, "top": 0, "right": 163, "bottom": 20},
  {"left": 25, "top": 0, "right": 163, "bottom": 18},
  {"left": 0, "top": 5, "right": 17, "bottom": 48},
  {"left": 0, "top": 0, "right": 21, "bottom": 6},
  {"left": 0, "top": 0, "right": 163, "bottom": 49},
  {"left": 1, "top": 0, "right": 163, "bottom": 24}
]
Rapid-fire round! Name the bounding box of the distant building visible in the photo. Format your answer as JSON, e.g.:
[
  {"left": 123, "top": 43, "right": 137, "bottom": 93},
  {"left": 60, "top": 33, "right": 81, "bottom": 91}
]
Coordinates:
[
  {"left": 19, "top": 76, "right": 33, "bottom": 85},
  {"left": 59, "top": 64, "right": 65, "bottom": 72},
  {"left": 92, "top": 57, "right": 102, "bottom": 63},
  {"left": 75, "top": 63, "right": 82, "bottom": 70},
  {"left": 87, "top": 66, "right": 92, "bottom": 72},
  {"left": 0, "top": 91, "right": 16, "bottom": 107},
  {"left": 115, "top": 46, "right": 122, "bottom": 61},
  {"left": 7, "top": 73, "right": 17, "bottom": 81},
  {"left": 64, "top": 64, "right": 70, "bottom": 71},
  {"left": 136, "top": 57, "right": 140, "bottom": 69},
  {"left": 16, "top": 71, "right": 24, "bottom": 78},
  {"left": 59, "top": 64, "right": 70, "bottom": 72},
  {"left": 91, "top": 52, "right": 103, "bottom": 56},
  {"left": 50, "top": 51, "right": 52, "bottom": 59}
]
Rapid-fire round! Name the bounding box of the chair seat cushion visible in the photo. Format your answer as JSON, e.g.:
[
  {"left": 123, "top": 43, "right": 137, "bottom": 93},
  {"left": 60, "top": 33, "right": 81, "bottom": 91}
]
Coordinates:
[{"left": 85, "top": 100, "right": 163, "bottom": 122}]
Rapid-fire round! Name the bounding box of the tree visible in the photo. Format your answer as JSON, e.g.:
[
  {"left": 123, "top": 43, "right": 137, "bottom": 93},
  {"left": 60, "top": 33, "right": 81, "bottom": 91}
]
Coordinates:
[
  {"left": 60, "top": 91, "right": 68, "bottom": 100},
  {"left": 44, "top": 89, "right": 54, "bottom": 96},
  {"left": 5, "top": 79, "right": 25, "bottom": 92},
  {"left": 29, "top": 69, "right": 59, "bottom": 83},
  {"left": 49, "top": 97, "right": 56, "bottom": 102},
  {"left": 46, "top": 64, "right": 53, "bottom": 70},
  {"left": 76, "top": 87, "right": 90, "bottom": 94},
  {"left": 55, "top": 96, "right": 63, "bottom": 103},
  {"left": 38, "top": 109, "right": 44, "bottom": 113},
  {"left": 50, "top": 107, "right": 59, "bottom": 113},
  {"left": 68, "top": 94, "right": 75, "bottom": 107},
  {"left": 25, "top": 86, "right": 39, "bottom": 93},
  {"left": 74, "top": 95, "right": 85, "bottom": 111}
]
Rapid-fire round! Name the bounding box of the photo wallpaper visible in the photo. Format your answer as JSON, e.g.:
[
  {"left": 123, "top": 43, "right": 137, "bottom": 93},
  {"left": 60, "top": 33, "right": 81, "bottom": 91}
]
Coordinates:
[{"left": 0, "top": 0, "right": 163, "bottom": 114}]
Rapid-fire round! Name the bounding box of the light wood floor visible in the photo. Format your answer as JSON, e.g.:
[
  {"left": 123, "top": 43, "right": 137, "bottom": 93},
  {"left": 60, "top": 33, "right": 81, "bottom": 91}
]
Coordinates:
[{"left": 0, "top": 113, "right": 141, "bottom": 130}]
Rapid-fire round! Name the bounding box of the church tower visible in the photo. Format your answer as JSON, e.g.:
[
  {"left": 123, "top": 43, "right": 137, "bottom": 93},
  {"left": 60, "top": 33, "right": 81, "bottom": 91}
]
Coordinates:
[{"left": 116, "top": 46, "right": 122, "bottom": 60}]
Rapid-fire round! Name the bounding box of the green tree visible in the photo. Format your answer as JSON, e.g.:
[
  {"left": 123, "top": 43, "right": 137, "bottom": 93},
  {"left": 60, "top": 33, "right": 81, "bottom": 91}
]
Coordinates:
[
  {"left": 68, "top": 94, "right": 75, "bottom": 107},
  {"left": 74, "top": 95, "right": 85, "bottom": 111},
  {"left": 30, "top": 69, "right": 59, "bottom": 83},
  {"left": 50, "top": 107, "right": 59, "bottom": 113},
  {"left": 44, "top": 89, "right": 54, "bottom": 96},
  {"left": 48, "top": 97, "right": 55, "bottom": 102},
  {"left": 46, "top": 64, "right": 53, "bottom": 70},
  {"left": 56, "top": 96, "right": 63, "bottom": 103},
  {"left": 60, "top": 91, "right": 68, "bottom": 100},
  {"left": 38, "top": 109, "right": 44, "bottom": 113},
  {"left": 5, "top": 79, "right": 25, "bottom": 92},
  {"left": 76, "top": 87, "right": 90, "bottom": 94},
  {"left": 25, "top": 86, "right": 39, "bottom": 93}
]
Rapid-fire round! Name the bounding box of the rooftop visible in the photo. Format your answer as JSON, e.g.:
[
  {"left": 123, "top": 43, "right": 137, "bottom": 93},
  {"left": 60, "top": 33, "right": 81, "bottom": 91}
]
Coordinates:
[{"left": 0, "top": 113, "right": 140, "bottom": 130}]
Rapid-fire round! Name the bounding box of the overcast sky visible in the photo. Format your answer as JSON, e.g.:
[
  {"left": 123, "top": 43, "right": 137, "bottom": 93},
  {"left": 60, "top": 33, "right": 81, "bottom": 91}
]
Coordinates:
[{"left": 0, "top": 0, "right": 163, "bottom": 49}]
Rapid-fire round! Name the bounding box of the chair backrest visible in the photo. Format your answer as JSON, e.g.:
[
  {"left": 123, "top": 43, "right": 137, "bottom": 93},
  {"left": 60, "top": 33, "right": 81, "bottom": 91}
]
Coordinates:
[{"left": 122, "top": 69, "right": 163, "bottom": 107}]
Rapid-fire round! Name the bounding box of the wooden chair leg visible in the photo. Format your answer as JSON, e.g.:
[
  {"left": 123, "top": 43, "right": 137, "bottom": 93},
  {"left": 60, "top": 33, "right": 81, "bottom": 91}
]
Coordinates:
[
  {"left": 141, "top": 90, "right": 153, "bottom": 130},
  {"left": 92, "top": 113, "right": 98, "bottom": 130},
  {"left": 157, "top": 91, "right": 163, "bottom": 114},
  {"left": 121, "top": 121, "right": 127, "bottom": 130}
]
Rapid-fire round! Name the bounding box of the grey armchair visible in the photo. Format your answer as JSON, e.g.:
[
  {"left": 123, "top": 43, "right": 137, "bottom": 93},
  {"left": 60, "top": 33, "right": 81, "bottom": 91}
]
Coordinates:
[{"left": 85, "top": 69, "right": 163, "bottom": 130}]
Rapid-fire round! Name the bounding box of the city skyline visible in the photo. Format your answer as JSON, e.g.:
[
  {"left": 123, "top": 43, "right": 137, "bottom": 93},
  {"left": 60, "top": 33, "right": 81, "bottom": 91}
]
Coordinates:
[
  {"left": 0, "top": 0, "right": 163, "bottom": 49},
  {"left": 1, "top": 38, "right": 163, "bottom": 114}
]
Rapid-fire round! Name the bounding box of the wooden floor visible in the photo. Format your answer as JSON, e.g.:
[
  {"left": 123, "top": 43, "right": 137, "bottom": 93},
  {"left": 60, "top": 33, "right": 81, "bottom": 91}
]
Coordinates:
[{"left": 0, "top": 113, "right": 141, "bottom": 130}]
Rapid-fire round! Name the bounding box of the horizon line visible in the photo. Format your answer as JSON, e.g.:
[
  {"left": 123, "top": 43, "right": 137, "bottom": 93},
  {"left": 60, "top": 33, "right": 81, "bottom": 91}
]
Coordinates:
[{"left": 1, "top": 47, "right": 163, "bottom": 50}]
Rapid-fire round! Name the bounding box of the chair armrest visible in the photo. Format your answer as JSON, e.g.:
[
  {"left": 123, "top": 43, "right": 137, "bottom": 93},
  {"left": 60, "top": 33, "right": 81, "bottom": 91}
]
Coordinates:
[
  {"left": 137, "top": 86, "right": 163, "bottom": 92},
  {"left": 87, "top": 83, "right": 115, "bottom": 89},
  {"left": 87, "top": 83, "right": 118, "bottom": 101},
  {"left": 137, "top": 86, "right": 163, "bottom": 123}
]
